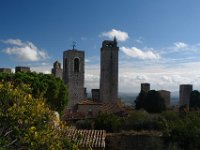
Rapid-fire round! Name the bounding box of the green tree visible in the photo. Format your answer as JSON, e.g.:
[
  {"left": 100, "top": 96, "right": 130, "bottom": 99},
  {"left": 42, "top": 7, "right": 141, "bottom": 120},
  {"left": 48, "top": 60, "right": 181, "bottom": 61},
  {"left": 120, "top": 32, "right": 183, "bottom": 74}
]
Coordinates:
[
  {"left": 135, "top": 91, "right": 147, "bottom": 109},
  {"left": 0, "top": 72, "right": 68, "bottom": 114},
  {"left": 190, "top": 90, "right": 200, "bottom": 109},
  {"left": 144, "top": 90, "right": 166, "bottom": 113},
  {"left": 162, "top": 111, "right": 200, "bottom": 149},
  {"left": 0, "top": 82, "right": 72, "bottom": 149},
  {"left": 123, "top": 111, "right": 162, "bottom": 131},
  {"left": 95, "top": 113, "right": 122, "bottom": 132},
  {"left": 135, "top": 90, "right": 166, "bottom": 113}
]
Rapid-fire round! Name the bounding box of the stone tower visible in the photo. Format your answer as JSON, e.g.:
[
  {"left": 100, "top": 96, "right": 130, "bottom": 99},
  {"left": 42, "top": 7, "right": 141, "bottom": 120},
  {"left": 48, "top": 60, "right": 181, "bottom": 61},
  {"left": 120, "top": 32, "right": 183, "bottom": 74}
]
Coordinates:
[
  {"left": 63, "top": 49, "right": 85, "bottom": 107},
  {"left": 100, "top": 38, "right": 119, "bottom": 103},
  {"left": 141, "top": 83, "right": 150, "bottom": 92},
  {"left": 52, "top": 61, "right": 63, "bottom": 79},
  {"left": 158, "top": 90, "right": 171, "bottom": 107},
  {"left": 179, "top": 84, "right": 193, "bottom": 107}
]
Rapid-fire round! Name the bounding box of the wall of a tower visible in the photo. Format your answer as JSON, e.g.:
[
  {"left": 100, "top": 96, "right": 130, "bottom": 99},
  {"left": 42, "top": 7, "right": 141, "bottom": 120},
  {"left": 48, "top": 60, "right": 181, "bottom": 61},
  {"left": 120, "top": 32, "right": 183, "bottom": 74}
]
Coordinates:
[
  {"left": 52, "top": 61, "right": 63, "bottom": 79},
  {"left": 141, "top": 83, "right": 150, "bottom": 92},
  {"left": 158, "top": 90, "right": 171, "bottom": 107},
  {"left": 63, "top": 50, "right": 85, "bottom": 107},
  {"left": 179, "top": 84, "right": 193, "bottom": 107},
  {"left": 100, "top": 40, "right": 119, "bottom": 103}
]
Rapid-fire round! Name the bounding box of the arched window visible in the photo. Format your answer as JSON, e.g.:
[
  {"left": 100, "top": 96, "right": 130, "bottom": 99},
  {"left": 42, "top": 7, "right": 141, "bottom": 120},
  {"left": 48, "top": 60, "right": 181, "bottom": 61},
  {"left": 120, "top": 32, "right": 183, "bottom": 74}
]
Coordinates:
[{"left": 74, "top": 58, "right": 79, "bottom": 73}]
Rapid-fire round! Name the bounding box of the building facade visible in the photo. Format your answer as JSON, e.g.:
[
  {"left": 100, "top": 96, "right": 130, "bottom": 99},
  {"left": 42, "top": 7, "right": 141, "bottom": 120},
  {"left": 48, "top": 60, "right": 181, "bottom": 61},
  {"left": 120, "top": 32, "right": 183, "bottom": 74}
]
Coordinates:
[
  {"left": 179, "top": 84, "right": 193, "bottom": 107},
  {"left": 100, "top": 38, "right": 119, "bottom": 103},
  {"left": 52, "top": 61, "right": 63, "bottom": 79},
  {"left": 63, "top": 50, "right": 85, "bottom": 107}
]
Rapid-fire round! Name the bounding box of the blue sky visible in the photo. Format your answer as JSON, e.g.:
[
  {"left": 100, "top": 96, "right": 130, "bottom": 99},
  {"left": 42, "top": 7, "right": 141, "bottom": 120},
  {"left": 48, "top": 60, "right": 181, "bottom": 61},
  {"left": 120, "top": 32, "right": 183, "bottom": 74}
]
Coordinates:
[{"left": 1, "top": 0, "right": 200, "bottom": 93}]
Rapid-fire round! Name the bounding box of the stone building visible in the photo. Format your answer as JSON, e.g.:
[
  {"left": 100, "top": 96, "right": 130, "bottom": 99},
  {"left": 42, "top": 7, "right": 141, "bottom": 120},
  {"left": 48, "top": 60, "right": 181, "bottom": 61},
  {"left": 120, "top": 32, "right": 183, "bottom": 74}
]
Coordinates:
[
  {"left": 63, "top": 49, "right": 85, "bottom": 108},
  {"left": 158, "top": 90, "right": 170, "bottom": 107},
  {"left": 52, "top": 61, "right": 63, "bottom": 79},
  {"left": 76, "top": 100, "right": 102, "bottom": 118},
  {"left": 100, "top": 38, "right": 119, "bottom": 103},
  {"left": 0, "top": 68, "right": 11, "bottom": 73},
  {"left": 179, "top": 84, "right": 193, "bottom": 107},
  {"left": 141, "top": 83, "right": 150, "bottom": 92},
  {"left": 92, "top": 89, "right": 100, "bottom": 102},
  {"left": 15, "top": 66, "right": 31, "bottom": 73}
]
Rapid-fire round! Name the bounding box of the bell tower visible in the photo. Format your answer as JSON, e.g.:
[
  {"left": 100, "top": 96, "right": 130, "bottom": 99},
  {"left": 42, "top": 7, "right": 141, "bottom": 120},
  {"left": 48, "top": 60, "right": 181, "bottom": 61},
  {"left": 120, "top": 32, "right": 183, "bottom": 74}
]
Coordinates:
[{"left": 63, "top": 45, "right": 85, "bottom": 108}]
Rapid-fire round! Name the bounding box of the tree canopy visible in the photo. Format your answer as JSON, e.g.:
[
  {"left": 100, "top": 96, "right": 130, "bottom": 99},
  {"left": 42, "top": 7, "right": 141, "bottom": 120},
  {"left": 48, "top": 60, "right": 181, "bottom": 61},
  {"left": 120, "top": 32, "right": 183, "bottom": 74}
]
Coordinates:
[
  {"left": 135, "top": 91, "right": 147, "bottom": 110},
  {"left": 0, "top": 82, "right": 72, "bottom": 149},
  {"left": 135, "top": 90, "right": 166, "bottom": 113},
  {"left": 190, "top": 90, "right": 200, "bottom": 109},
  {"left": 0, "top": 72, "right": 68, "bottom": 113}
]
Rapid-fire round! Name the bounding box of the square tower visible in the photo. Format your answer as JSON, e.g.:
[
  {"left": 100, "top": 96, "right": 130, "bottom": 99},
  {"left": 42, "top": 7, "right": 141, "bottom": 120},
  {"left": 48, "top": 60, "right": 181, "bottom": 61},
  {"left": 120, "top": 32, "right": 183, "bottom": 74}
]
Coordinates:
[
  {"left": 179, "top": 84, "right": 193, "bottom": 107},
  {"left": 52, "top": 61, "right": 63, "bottom": 79},
  {"left": 63, "top": 50, "right": 85, "bottom": 107},
  {"left": 100, "top": 38, "right": 119, "bottom": 103}
]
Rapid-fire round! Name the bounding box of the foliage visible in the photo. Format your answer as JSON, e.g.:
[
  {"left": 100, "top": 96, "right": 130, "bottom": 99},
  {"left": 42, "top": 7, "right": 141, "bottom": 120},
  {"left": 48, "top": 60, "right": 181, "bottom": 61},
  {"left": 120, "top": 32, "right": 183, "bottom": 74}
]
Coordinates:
[
  {"left": 123, "top": 111, "right": 162, "bottom": 131},
  {"left": 0, "top": 82, "right": 73, "bottom": 149},
  {"left": 161, "top": 111, "right": 200, "bottom": 150},
  {"left": 76, "top": 119, "right": 94, "bottom": 130},
  {"left": 135, "top": 91, "right": 147, "bottom": 110},
  {"left": 95, "top": 113, "right": 122, "bottom": 132},
  {"left": 135, "top": 90, "right": 166, "bottom": 113},
  {"left": 0, "top": 72, "right": 68, "bottom": 113},
  {"left": 190, "top": 90, "right": 200, "bottom": 109}
]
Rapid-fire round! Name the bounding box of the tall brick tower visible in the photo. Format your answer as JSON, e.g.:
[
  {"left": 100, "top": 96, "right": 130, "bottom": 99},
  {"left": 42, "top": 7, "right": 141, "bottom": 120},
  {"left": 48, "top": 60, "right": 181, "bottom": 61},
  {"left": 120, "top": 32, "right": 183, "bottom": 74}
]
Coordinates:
[
  {"left": 100, "top": 37, "right": 119, "bottom": 103},
  {"left": 63, "top": 48, "right": 85, "bottom": 108}
]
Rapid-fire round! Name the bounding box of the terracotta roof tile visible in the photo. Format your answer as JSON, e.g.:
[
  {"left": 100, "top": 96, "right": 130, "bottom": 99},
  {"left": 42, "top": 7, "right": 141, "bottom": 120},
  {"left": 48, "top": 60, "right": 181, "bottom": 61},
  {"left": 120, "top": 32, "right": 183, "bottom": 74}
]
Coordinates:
[{"left": 66, "top": 128, "right": 106, "bottom": 149}]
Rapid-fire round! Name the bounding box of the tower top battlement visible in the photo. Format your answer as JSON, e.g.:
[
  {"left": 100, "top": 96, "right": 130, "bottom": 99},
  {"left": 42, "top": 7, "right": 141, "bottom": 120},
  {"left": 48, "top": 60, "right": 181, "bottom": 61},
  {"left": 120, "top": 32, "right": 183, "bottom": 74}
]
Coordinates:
[{"left": 102, "top": 38, "right": 118, "bottom": 48}]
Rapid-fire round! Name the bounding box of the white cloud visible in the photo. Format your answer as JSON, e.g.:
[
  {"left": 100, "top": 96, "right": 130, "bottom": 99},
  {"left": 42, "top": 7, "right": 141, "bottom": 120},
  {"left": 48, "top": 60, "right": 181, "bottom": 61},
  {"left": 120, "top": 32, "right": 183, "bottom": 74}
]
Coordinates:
[
  {"left": 85, "top": 64, "right": 100, "bottom": 91},
  {"left": 83, "top": 42, "right": 200, "bottom": 93},
  {"left": 118, "top": 58, "right": 200, "bottom": 92},
  {"left": 28, "top": 61, "right": 53, "bottom": 74},
  {"left": 101, "top": 29, "right": 129, "bottom": 42},
  {"left": 31, "top": 65, "right": 51, "bottom": 74},
  {"left": 3, "top": 39, "right": 24, "bottom": 46},
  {"left": 121, "top": 46, "right": 160, "bottom": 60},
  {"left": 2, "top": 39, "right": 48, "bottom": 61},
  {"left": 174, "top": 42, "right": 188, "bottom": 49}
]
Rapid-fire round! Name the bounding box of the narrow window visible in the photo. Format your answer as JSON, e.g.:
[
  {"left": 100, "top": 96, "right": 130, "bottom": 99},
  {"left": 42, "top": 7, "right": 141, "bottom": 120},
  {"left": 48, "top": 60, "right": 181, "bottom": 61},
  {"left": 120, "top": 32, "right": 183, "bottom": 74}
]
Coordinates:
[{"left": 74, "top": 58, "right": 79, "bottom": 73}]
